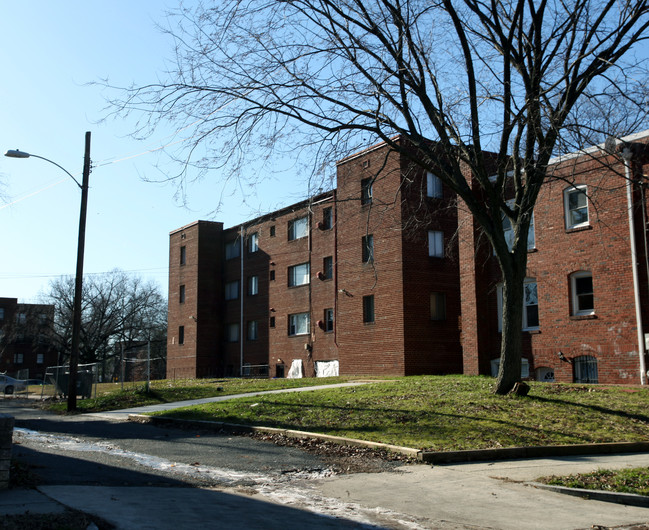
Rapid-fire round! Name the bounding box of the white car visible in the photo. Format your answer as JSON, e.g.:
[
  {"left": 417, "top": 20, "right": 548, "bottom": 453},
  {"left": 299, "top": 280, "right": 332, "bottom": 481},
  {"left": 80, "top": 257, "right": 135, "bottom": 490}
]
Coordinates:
[{"left": 0, "top": 374, "right": 27, "bottom": 394}]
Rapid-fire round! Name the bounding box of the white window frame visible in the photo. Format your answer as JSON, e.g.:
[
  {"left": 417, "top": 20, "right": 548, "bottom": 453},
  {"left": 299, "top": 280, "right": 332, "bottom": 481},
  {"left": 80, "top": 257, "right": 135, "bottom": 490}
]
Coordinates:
[
  {"left": 289, "top": 312, "right": 310, "bottom": 336},
  {"left": 564, "top": 185, "right": 589, "bottom": 229},
  {"left": 502, "top": 200, "right": 535, "bottom": 251},
  {"left": 426, "top": 172, "right": 443, "bottom": 198},
  {"left": 248, "top": 275, "right": 259, "bottom": 296},
  {"left": 523, "top": 281, "right": 539, "bottom": 330},
  {"left": 248, "top": 232, "right": 259, "bottom": 253},
  {"left": 497, "top": 278, "right": 539, "bottom": 332},
  {"left": 570, "top": 271, "right": 595, "bottom": 316},
  {"left": 37, "top": 353, "right": 44, "bottom": 364},
  {"left": 225, "top": 280, "right": 240, "bottom": 300},
  {"left": 428, "top": 230, "right": 444, "bottom": 258},
  {"left": 288, "top": 217, "right": 308, "bottom": 241},
  {"left": 288, "top": 263, "right": 310, "bottom": 287}
]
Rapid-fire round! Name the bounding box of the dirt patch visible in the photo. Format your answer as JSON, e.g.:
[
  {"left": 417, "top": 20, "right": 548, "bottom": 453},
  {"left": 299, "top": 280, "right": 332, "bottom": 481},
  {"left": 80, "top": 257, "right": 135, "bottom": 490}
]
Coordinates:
[{"left": 248, "top": 431, "right": 417, "bottom": 473}]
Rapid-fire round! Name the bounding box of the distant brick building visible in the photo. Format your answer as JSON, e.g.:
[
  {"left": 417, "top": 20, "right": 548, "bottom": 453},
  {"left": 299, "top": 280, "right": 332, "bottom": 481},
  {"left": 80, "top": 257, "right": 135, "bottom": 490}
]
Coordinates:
[
  {"left": 0, "top": 298, "right": 57, "bottom": 380},
  {"left": 167, "top": 132, "right": 649, "bottom": 385}
]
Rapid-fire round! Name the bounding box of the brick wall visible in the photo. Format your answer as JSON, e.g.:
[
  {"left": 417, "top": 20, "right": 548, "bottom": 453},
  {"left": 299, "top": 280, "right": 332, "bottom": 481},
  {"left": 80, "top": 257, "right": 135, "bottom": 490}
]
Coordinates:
[
  {"left": 167, "top": 221, "right": 224, "bottom": 379},
  {"left": 460, "top": 143, "right": 649, "bottom": 384},
  {"left": 166, "top": 134, "right": 649, "bottom": 385}
]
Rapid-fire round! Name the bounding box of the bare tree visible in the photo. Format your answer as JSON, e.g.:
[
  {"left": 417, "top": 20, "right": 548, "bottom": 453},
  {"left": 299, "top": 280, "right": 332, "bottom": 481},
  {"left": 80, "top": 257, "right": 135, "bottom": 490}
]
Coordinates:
[
  {"left": 45, "top": 270, "right": 167, "bottom": 377},
  {"left": 107, "top": 0, "right": 649, "bottom": 393}
]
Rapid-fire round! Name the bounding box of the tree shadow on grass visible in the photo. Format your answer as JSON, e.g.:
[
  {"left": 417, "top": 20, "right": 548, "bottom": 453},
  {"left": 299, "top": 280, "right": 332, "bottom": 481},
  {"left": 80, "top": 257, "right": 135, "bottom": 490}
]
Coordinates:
[{"left": 526, "top": 394, "right": 649, "bottom": 424}]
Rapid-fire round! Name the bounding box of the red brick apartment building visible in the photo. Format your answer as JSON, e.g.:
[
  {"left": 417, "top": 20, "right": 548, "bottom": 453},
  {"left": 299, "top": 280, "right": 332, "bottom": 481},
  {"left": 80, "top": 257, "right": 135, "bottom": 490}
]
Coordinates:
[
  {"left": 167, "top": 131, "right": 649, "bottom": 385},
  {"left": 0, "top": 297, "right": 57, "bottom": 380}
]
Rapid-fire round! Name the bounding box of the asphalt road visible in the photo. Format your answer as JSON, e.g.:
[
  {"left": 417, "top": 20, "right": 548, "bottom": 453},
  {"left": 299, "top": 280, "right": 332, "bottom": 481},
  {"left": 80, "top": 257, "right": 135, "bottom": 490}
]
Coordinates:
[{"left": 4, "top": 399, "right": 345, "bottom": 488}]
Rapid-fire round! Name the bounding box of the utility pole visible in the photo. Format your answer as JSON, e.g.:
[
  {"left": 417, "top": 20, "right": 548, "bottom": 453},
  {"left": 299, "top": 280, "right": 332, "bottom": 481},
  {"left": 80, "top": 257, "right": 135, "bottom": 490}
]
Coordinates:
[{"left": 67, "top": 131, "right": 91, "bottom": 412}]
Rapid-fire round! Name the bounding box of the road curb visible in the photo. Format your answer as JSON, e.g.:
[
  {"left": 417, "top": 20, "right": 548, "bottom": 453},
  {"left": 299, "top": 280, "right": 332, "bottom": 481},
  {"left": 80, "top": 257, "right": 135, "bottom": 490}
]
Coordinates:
[
  {"left": 128, "top": 414, "right": 420, "bottom": 458},
  {"left": 529, "top": 481, "right": 649, "bottom": 508},
  {"left": 418, "top": 441, "right": 649, "bottom": 463},
  {"left": 128, "top": 415, "right": 649, "bottom": 508}
]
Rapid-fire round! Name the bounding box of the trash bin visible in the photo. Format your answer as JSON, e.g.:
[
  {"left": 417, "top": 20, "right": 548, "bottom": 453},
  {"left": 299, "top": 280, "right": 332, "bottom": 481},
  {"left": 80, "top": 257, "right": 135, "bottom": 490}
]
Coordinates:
[{"left": 47, "top": 369, "right": 93, "bottom": 399}]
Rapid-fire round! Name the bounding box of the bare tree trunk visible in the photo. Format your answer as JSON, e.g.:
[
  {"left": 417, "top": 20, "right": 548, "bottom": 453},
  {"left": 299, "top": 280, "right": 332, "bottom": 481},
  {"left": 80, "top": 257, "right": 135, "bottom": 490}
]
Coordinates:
[{"left": 496, "top": 268, "right": 525, "bottom": 394}]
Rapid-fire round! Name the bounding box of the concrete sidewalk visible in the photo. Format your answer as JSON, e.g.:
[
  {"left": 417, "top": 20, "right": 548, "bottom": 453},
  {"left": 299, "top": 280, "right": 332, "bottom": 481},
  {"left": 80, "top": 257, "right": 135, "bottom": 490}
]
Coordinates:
[
  {"left": 3, "top": 453, "right": 649, "bottom": 529},
  {"left": 319, "top": 453, "right": 649, "bottom": 529},
  {"left": 86, "top": 381, "right": 370, "bottom": 421}
]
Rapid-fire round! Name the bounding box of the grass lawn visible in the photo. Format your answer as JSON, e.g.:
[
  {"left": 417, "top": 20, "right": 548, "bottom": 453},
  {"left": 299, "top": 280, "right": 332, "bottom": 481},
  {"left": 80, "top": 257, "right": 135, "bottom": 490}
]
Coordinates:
[
  {"left": 44, "top": 376, "right": 357, "bottom": 413},
  {"left": 539, "top": 467, "right": 649, "bottom": 496},
  {"left": 148, "top": 375, "right": 649, "bottom": 451}
]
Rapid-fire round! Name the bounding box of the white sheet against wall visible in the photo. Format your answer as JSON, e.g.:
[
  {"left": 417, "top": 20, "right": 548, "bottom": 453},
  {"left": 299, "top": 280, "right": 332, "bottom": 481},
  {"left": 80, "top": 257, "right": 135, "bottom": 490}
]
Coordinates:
[
  {"left": 287, "top": 359, "right": 303, "bottom": 379},
  {"left": 315, "top": 360, "right": 339, "bottom": 377}
]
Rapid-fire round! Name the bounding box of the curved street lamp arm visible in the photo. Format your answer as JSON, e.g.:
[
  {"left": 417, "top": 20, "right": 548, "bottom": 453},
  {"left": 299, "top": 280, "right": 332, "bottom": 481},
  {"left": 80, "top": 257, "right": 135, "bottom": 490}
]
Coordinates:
[{"left": 28, "top": 154, "right": 83, "bottom": 189}]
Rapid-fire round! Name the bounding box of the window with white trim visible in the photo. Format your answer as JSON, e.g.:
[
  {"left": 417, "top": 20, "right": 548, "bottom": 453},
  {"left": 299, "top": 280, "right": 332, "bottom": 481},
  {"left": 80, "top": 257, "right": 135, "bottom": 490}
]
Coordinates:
[
  {"left": 14, "top": 353, "right": 23, "bottom": 364},
  {"left": 37, "top": 353, "right": 44, "bottom": 364},
  {"left": 248, "top": 275, "right": 258, "bottom": 296},
  {"left": 502, "top": 201, "right": 535, "bottom": 251},
  {"left": 570, "top": 271, "right": 594, "bottom": 315},
  {"left": 248, "top": 232, "right": 259, "bottom": 253},
  {"left": 497, "top": 278, "right": 540, "bottom": 331},
  {"left": 225, "top": 280, "right": 240, "bottom": 300},
  {"left": 288, "top": 217, "right": 308, "bottom": 240},
  {"left": 288, "top": 263, "right": 310, "bottom": 287},
  {"left": 428, "top": 230, "right": 444, "bottom": 257},
  {"left": 426, "top": 172, "right": 442, "bottom": 198},
  {"left": 523, "top": 282, "right": 539, "bottom": 329},
  {"left": 564, "top": 185, "right": 589, "bottom": 229},
  {"left": 288, "top": 312, "right": 310, "bottom": 336}
]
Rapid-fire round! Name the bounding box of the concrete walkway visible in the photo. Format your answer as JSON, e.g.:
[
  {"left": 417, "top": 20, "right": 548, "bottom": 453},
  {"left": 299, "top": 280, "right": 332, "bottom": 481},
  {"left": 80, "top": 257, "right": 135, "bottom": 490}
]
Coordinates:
[
  {"left": 87, "top": 381, "right": 370, "bottom": 421},
  {"left": 3, "top": 453, "right": 649, "bottom": 529}
]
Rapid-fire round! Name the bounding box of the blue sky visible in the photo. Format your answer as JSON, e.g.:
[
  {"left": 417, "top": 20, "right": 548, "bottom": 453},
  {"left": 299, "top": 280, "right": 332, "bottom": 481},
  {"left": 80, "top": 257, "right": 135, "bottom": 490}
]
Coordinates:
[{"left": 0, "top": 1, "right": 310, "bottom": 302}]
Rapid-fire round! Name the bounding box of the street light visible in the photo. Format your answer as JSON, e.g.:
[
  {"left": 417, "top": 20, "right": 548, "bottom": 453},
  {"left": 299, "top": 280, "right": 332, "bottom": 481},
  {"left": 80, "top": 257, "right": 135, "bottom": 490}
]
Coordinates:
[{"left": 5, "top": 131, "right": 91, "bottom": 411}]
